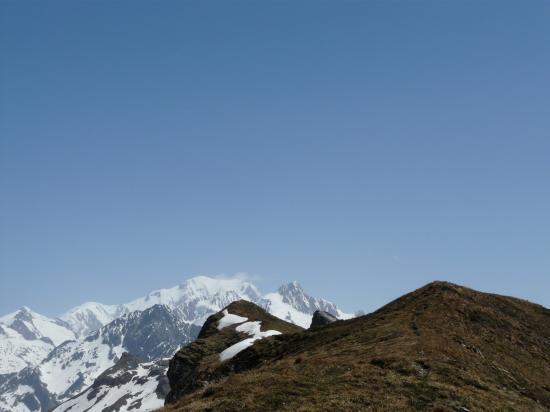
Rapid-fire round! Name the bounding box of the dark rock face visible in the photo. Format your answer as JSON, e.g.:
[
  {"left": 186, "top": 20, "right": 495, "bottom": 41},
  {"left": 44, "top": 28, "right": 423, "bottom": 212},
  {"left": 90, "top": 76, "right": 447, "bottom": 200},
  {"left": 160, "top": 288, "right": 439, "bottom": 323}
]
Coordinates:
[
  {"left": 91, "top": 353, "right": 142, "bottom": 390},
  {"left": 76, "top": 304, "right": 201, "bottom": 363},
  {"left": 310, "top": 310, "right": 338, "bottom": 328},
  {"left": 165, "top": 338, "right": 228, "bottom": 403},
  {"left": 120, "top": 305, "right": 201, "bottom": 361}
]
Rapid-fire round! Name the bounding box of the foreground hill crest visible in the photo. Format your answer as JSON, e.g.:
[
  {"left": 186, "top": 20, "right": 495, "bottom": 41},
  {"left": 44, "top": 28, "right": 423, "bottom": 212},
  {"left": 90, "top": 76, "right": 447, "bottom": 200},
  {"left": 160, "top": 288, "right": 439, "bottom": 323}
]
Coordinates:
[{"left": 163, "top": 281, "right": 550, "bottom": 412}]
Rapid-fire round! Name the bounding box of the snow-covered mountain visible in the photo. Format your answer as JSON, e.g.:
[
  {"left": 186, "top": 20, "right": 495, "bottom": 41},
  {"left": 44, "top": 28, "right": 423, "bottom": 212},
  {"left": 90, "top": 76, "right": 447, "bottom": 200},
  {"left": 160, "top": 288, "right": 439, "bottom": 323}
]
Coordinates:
[
  {"left": 0, "top": 275, "right": 352, "bottom": 412},
  {"left": 60, "top": 302, "right": 125, "bottom": 337},
  {"left": 60, "top": 276, "right": 262, "bottom": 337},
  {"left": 0, "top": 308, "right": 76, "bottom": 375},
  {"left": 260, "top": 281, "right": 353, "bottom": 328},
  {"left": 0, "top": 307, "right": 76, "bottom": 347},
  {"left": 60, "top": 276, "right": 349, "bottom": 336},
  {"left": 53, "top": 354, "right": 169, "bottom": 412},
  {"left": 0, "top": 305, "right": 199, "bottom": 412}
]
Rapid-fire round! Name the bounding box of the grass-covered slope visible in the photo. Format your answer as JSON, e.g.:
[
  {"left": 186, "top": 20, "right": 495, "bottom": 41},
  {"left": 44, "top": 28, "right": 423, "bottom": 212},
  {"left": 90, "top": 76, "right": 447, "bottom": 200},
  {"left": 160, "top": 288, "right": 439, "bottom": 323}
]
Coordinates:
[{"left": 163, "top": 282, "right": 550, "bottom": 412}]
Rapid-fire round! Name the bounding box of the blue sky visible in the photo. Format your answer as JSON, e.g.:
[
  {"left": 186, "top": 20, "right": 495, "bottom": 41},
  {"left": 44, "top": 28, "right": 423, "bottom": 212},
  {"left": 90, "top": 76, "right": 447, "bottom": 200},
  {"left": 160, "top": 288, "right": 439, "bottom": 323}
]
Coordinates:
[{"left": 1, "top": 0, "right": 549, "bottom": 316}]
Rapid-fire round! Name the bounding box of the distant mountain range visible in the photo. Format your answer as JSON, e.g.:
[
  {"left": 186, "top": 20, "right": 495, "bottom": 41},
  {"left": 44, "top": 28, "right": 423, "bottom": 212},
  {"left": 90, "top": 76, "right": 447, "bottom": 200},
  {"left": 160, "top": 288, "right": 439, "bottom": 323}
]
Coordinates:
[{"left": 0, "top": 276, "right": 352, "bottom": 412}]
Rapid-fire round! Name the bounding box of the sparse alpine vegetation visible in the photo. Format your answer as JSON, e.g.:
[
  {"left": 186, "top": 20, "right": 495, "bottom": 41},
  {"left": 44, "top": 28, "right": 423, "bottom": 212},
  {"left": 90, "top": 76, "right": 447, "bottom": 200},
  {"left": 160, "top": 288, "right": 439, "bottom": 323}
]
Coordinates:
[{"left": 163, "top": 282, "right": 550, "bottom": 412}]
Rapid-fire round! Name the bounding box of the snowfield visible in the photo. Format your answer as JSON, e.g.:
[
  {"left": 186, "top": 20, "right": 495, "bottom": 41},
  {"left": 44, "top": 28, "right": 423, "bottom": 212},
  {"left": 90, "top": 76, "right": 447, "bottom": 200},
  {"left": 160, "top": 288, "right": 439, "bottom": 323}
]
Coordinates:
[{"left": 0, "top": 325, "right": 52, "bottom": 374}]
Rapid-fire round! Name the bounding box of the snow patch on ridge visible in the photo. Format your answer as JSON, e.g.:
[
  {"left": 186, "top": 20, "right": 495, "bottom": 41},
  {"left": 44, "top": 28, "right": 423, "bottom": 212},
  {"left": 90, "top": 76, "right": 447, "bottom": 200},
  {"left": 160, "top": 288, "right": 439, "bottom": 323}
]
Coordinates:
[
  {"left": 217, "top": 310, "right": 248, "bottom": 330},
  {"left": 219, "top": 315, "right": 281, "bottom": 361}
]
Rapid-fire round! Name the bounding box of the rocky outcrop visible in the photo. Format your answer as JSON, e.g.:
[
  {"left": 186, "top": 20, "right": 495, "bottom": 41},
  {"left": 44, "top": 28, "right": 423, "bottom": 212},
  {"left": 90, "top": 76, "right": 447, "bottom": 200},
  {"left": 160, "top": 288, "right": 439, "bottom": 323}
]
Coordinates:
[
  {"left": 310, "top": 310, "right": 338, "bottom": 328},
  {"left": 165, "top": 300, "right": 302, "bottom": 405}
]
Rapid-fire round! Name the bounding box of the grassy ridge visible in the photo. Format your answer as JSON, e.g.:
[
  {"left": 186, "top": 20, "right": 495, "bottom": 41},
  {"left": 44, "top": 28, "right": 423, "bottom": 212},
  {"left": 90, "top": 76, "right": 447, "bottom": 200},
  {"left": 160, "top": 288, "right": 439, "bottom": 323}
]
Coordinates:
[{"left": 163, "top": 282, "right": 550, "bottom": 411}]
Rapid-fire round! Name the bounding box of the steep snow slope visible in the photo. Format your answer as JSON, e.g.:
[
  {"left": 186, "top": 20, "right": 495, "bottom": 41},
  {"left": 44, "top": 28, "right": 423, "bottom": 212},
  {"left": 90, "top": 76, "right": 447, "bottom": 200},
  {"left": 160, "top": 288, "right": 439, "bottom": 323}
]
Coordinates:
[
  {"left": 0, "top": 307, "right": 75, "bottom": 347},
  {"left": 0, "top": 325, "right": 52, "bottom": 375},
  {"left": 53, "top": 354, "right": 169, "bottom": 412},
  {"left": 0, "top": 308, "right": 76, "bottom": 375}
]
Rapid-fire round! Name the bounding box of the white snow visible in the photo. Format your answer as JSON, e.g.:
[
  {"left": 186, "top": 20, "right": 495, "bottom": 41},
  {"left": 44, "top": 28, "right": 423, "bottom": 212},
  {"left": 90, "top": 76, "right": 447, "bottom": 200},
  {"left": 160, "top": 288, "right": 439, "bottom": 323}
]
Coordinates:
[
  {"left": 219, "top": 338, "right": 256, "bottom": 361},
  {"left": 217, "top": 310, "right": 248, "bottom": 330},
  {"left": 39, "top": 328, "right": 124, "bottom": 398},
  {"left": 0, "top": 325, "right": 53, "bottom": 374},
  {"left": 219, "top": 316, "right": 281, "bottom": 362},
  {"left": 0, "top": 384, "right": 36, "bottom": 412},
  {"left": 54, "top": 360, "right": 166, "bottom": 412},
  {"left": 60, "top": 302, "right": 125, "bottom": 337},
  {"left": 0, "top": 307, "right": 76, "bottom": 374},
  {"left": 262, "top": 292, "right": 313, "bottom": 328},
  {"left": 30, "top": 316, "right": 76, "bottom": 346},
  {"left": 337, "top": 309, "right": 355, "bottom": 320},
  {"left": 0, "top": 307, "right": 76, "bottom": 346}
]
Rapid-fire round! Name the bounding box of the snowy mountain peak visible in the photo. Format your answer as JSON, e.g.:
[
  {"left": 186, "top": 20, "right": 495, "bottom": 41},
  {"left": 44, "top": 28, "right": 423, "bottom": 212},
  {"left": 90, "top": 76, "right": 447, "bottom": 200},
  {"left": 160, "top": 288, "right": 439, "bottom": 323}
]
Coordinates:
[
  {"left": 61, "top": 302, "right": 124, "bottom": 337},
  {"left": 0, "top": 306, "right": 75, "bottom": 347},
  {"left": 55, "top": 276, "right": 351, "bottom": 336},
  {"left": 180, "top": 276, "right": 262, "bottom": 301},
  {"left": 277, "top": 281, "right": 304, "bottom": 295},
  {"left": 19, "top": 306, "right": 32, "bottom": 315},
  {"left": 261, "top": 280, "right": 353, "bottom": 328},
  {"left": 276, "top": 281, "right": 336, "bottom": 315},
  {"left": 59, "top": 275, "right": 264, "bottom": 339}
]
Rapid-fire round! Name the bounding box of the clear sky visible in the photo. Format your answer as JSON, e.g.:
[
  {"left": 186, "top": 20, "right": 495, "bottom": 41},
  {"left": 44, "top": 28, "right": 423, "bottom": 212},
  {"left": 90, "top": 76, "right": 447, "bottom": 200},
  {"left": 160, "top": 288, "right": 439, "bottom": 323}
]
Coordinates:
[{"left": 1, "top": 0, "right": 549, "bottom": 317}]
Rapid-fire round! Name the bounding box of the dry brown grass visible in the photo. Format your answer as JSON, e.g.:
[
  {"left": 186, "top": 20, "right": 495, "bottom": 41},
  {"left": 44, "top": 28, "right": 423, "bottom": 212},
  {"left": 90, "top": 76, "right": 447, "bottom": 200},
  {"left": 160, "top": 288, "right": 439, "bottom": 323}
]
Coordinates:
[{"left": 162, "top": 282, "right": 550, "bottom": 411}]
